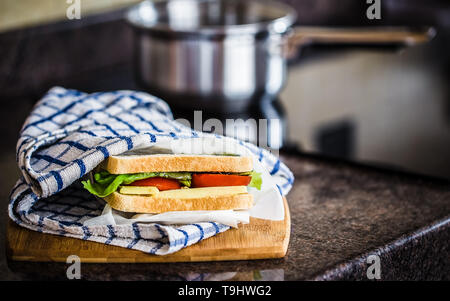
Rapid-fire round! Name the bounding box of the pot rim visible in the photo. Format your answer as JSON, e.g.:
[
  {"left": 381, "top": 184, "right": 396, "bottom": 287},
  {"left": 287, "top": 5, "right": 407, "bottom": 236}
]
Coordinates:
[{"left": 126, "top": 0, "right": 297, "bottom": 36}]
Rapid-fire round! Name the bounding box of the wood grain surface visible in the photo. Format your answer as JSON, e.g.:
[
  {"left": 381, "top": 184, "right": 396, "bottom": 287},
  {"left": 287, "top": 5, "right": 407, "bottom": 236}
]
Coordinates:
[{"left": 6, "top": 198, "right": 290, "bottom": 263}]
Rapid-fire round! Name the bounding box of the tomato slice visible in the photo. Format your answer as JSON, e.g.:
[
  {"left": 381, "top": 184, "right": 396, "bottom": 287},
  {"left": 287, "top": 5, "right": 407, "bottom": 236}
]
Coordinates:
[
  {"left": 192, "top": 173, "right": 251, "bottom": 188},
  {"left": 129, "top": 177, "right": 181, "bottom": 191}
]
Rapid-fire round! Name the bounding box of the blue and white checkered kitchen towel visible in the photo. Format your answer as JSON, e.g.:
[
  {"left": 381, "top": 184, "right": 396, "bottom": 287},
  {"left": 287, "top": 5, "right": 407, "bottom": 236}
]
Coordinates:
[{"left": 9, "top": 87, "right": 294, "bottom": 255}]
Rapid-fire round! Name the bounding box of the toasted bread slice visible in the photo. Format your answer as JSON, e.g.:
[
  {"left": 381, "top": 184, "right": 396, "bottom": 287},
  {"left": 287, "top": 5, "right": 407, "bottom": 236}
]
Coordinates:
[
  {"left": 101, "top": 153, "right": 253, "bottom": 174},
  {"left": 103, "top": 186, "right": 254, "bottom": 213}
]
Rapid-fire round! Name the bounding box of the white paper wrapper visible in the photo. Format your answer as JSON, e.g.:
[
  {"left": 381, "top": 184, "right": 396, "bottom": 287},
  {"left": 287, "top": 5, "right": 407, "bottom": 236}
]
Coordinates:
[
  {"left": 83, "top": 136, "right": 284, "bottom": 228},
  {"left": 83, "top": 204, "right": 250, "bottom": 228}
]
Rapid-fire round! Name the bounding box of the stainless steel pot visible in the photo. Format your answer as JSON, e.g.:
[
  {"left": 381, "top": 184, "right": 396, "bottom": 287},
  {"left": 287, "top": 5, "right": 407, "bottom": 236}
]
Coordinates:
[{"left": 127, "top": 0, "right": 434, "bottom": 113}]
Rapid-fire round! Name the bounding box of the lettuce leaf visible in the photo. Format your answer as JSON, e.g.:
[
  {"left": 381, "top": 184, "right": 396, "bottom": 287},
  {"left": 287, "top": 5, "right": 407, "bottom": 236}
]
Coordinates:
[
  {"left": 82, "top": 171, "right": 192, "bottom": 198},
  {"left": 82, "top": 169, "right": 262, "bottom": 198},
  {"left": 247, "top": 171, "right": 262, "bottom": 190}
]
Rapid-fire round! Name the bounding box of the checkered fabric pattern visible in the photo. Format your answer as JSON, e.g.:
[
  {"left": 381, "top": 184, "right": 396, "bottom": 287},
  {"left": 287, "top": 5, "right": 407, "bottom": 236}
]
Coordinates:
[{"left": 9, "top": 87, "right": 294, "bottom": 255}]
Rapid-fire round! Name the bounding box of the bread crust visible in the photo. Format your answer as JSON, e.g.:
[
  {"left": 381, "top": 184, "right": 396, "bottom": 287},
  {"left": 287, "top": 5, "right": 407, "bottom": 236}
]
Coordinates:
[
  {"left": 104, "top": 192, "right": 254, "bottom": 213},
  {"left": 102, "top": 154, "right": 253, "bottom": 174}
]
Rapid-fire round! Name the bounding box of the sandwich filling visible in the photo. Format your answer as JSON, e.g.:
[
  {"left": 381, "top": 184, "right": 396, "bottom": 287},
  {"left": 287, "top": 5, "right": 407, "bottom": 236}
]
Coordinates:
[{"left": 82, "top": 170, "right": 262, "bottom": 198}]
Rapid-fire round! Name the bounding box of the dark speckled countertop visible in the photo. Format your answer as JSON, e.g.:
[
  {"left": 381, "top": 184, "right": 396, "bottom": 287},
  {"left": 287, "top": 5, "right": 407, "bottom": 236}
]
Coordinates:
[
  {"left": 1, "top": 1, "right": 450, "bottom": 280},
  {"left": 282, "top": 154, "right": 450, "bottom": 280},
  {"left": 3, "top": 152, "right": 450, "bottom": 280}
]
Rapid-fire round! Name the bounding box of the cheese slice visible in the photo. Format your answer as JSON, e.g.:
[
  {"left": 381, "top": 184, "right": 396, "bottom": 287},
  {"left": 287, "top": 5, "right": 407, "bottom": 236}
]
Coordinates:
[
  {"left": 118, "top": 185, "right": 248, "bottom": 198},
  {"left": 119, "top": 186, "right": 159, "bottom": 195},
  {"left": 155, "top": 186, "right": 248, "bottom": 199}
]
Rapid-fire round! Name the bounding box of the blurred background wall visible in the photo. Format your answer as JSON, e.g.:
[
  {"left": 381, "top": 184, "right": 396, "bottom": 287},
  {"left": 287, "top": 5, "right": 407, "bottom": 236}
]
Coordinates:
[
  {"left": 0, "top": 0, "right": 449, "bottom": 179},
  {"left": 0, "top": 0, "right": 141, "bottom": 33},
  {"left": 281, "top": 45, "right": 450, "bottom": 179}
]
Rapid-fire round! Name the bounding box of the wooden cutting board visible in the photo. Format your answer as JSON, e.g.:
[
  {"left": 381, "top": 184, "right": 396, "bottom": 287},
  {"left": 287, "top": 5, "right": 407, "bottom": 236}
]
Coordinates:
[{"left": 6, "top": 198, "right": 290, "bottom": 263}]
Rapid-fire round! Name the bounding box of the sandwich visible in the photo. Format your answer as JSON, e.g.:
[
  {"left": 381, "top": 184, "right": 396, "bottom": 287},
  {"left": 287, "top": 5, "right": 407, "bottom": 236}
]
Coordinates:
[{"left": 81, "top": 150, "right": 262, "bottom": 214}]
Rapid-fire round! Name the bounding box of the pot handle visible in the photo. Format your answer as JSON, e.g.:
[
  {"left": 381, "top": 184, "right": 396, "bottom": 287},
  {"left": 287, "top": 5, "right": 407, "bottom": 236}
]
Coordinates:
[{"left": 285, "top": 26, "right": 436, "bottom": 58}]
